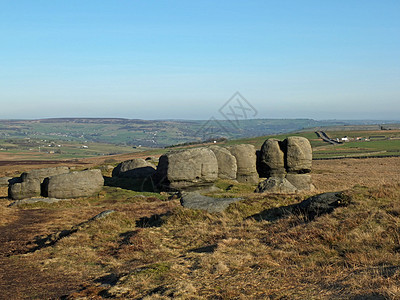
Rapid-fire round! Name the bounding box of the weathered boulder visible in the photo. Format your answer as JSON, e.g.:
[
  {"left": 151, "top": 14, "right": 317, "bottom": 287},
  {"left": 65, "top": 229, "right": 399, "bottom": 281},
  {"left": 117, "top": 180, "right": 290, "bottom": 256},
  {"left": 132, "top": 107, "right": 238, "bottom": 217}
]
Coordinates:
[
  {"left": 180, "top": 192, "right": 243, "bottom": 213},
  {"left": 297, "top": 192, "right": 348, "bottom": 220},
  {"left": 44, "top": 169, "right": 104, "bottom": 199},
  {"left": 154, "top": 148, "right": 218, "bottom": 191},
  {"left": 255, "top": 177, "right": 297, "bottom": 193},
  {"left": 9, "top": 180, "right": 41, "bottom": 200},
  {"left": 284, "top": 136, "right": 312, "bottom": 173},
  {"left": 8, "top": 167, "right": 70, "bottom": 200},
  {"left": 21, "top": 166, "right": 70, "bottom": 182},
  {"left": 209, "top": 146, "right": 237, "bottom": 180},
  {"left": 112, "top": 158, "right": 156, "bottom": 178},
  {"left": 0, "top": 177, "right": 11, "bottom": 187},
  {"left": 285, "top": 174, "right": 315, "bottom": 192},
  {"left": 226, "top": 144, "right": 259, "bottom": 184},
  {"left": 258, "top": 139, "right": 286, "bottom": 178}
]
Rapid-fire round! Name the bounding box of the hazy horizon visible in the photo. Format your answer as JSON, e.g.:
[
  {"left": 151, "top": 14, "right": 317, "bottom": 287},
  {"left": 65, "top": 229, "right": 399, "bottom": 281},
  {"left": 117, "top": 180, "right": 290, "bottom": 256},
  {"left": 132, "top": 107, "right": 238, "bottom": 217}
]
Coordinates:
[{"left": 1, "top": 1, "right": 399, "bottom": 120}]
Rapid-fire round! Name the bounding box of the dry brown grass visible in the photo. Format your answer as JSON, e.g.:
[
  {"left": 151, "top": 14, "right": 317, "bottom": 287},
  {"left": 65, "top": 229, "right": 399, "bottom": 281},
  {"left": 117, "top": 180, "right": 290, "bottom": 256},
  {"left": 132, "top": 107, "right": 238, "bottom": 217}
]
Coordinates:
[{"left": 1, "top": 157, "right": 400, "bottom": 299}]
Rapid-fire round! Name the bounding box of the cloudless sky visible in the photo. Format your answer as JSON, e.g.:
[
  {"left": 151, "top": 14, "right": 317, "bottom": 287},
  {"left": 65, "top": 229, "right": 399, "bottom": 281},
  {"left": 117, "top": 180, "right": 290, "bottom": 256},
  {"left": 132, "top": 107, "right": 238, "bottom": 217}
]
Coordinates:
[{"left": 1, "top": 0, "right": 399, "bottom": 120}]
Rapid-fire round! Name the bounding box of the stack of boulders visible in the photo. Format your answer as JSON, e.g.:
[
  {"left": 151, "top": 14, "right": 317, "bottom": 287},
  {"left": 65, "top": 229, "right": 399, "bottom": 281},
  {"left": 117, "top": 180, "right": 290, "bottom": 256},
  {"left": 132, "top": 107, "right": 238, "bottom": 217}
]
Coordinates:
[
  {"left": 8, "top": 167, "right": 104, "bottom": 200},
  {"left": 255, "top": 136, "right": 314, "bottom": 193}
]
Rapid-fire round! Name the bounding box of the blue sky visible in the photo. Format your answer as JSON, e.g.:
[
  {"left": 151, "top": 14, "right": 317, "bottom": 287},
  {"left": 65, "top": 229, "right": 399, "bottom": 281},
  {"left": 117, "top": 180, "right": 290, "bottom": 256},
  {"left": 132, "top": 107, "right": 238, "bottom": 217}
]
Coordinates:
[{"left": 1, "top": 0, "right": 399, "bottom": 120}]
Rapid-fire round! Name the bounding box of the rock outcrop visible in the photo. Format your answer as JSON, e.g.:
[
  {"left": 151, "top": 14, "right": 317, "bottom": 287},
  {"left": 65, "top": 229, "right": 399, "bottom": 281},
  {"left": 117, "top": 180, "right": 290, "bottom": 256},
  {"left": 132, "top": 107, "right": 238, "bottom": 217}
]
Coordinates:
[
  {"left": 112, "top": 158, "right": 156, "bottom": 179},
  {"left": 44, "top": 169, "right": 104, "bottom": 199},
  {"left": 256, "top": 137, "right": 314, "bottom": 193},
  {"left": 226, "top": 144, "right": 259, "bottom": 184},
  {"left": 154, "top": 148, "right": 218, "bottom": 191},
  {"left": 8, "top": 167, "right": 70, "bottom": 200},
  {"left": 209, "top": 146, "right": 237, "bottom": 180}
]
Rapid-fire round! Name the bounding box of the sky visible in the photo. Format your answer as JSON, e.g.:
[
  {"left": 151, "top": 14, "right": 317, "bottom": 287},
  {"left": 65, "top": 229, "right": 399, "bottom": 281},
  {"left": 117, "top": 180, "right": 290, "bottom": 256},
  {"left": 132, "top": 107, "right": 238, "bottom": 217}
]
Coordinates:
[{"left": 1, "top": 0, "right": 399, "bottom": 120}]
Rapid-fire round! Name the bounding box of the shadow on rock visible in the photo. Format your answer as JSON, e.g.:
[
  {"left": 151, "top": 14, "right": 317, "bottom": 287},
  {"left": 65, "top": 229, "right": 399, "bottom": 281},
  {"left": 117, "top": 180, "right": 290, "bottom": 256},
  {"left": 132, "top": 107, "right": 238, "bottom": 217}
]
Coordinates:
[{"left": 249, "top": 192, "right": 350, "bottom": 222}]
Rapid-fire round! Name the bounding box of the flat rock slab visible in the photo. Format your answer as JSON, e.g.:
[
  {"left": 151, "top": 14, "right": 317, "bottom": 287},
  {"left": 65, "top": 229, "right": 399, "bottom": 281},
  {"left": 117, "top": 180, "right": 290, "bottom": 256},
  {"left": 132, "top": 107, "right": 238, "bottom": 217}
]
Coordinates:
[
  {"left": 180, "top": 192, "right": 243, "bottom": 213},
  {"left": 9, "top": 198, "right": 70, "bottom": 207}
]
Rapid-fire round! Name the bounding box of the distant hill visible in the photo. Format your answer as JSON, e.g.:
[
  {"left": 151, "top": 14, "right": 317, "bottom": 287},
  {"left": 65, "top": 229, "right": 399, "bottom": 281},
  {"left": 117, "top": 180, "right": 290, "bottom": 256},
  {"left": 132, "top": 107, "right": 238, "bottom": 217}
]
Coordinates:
[{"left": 0, "top": 118, "right": 399, "bottom": 148}]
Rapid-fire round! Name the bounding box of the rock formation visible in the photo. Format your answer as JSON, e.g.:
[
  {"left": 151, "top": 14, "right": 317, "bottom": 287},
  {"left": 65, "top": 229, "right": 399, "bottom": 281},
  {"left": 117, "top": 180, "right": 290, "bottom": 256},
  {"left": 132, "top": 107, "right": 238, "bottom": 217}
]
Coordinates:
[
  {"left": 8, "top": 167, "right": 70, "bottom": 200},
  {"left": 257, "top": 138, "right": 286, "bottom": 178},
  {"left": 208, "top": 146, "right": 237, "bottom": 180},
  {"left": 44, "top": 169, "right": 104, "bottom": 199},
  {"left": 154, "top": 148, "right": 218, "bottom": 191},
  {"left": 226, "top": 144, "right": 259, "bottom": 184},
  {"left": 256, "top": 137, "right": 314, "bottom": 193}
]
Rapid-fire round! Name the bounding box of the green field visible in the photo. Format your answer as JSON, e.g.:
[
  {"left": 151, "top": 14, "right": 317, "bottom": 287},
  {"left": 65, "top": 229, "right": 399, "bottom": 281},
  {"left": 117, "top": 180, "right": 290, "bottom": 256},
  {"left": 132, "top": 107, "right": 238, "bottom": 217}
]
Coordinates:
[
  {"left": 0, "top": 139, "right": 146, "bottom": 160},
  {"left": 1, "top": 118, "right": 400, "bottom": 160}
]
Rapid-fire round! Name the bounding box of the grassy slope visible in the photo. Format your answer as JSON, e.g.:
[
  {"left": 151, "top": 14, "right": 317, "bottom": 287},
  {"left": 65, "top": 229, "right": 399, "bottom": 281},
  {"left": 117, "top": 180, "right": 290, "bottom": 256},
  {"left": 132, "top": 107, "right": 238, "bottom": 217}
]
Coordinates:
[
  {"left": 2, "top": 180, "right": 400, "bottom": 299},
  {"left": 1, "top": 155, "right": 400, "bottom": 298}
]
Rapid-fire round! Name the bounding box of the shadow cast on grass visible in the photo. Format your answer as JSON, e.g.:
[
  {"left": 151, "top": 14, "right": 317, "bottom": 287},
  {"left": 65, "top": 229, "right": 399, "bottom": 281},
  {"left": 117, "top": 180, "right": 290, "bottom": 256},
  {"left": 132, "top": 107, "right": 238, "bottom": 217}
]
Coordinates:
[
  {"left": 104, "top": 176, "right": 160, "bottom": 193},
  {"left": 135, "top": 213, "right": 170, "bottom": 228}
]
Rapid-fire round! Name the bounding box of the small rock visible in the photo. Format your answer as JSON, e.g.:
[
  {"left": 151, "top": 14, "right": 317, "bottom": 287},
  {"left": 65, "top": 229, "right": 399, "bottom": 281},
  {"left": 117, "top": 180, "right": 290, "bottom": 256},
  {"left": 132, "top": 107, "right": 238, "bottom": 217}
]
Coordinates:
[
  {"left": 255, "top": 177, "right": 297, "bottom": 193},
  {"left": 285, "top": 174, "right": 315, "bottom": 191},
  {"left": 180, "top": 192, "right": 243, "bottom": 213}
]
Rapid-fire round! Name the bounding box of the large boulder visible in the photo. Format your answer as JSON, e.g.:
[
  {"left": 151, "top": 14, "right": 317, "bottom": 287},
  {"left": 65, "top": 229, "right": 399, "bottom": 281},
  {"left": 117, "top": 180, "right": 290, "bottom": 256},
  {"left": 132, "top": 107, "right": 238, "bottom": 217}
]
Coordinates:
[
  {"left": 8, "top": 167, "right": 70, "bottom": 200},
  {"left": 20, "top": 166, "right": 70, "bottom": 182},
  {"left": 284, "top": 136, "right": 312, "bottom": 173},
  {"left": 255, "top": 177, "right": 297, "bottom": 194},
  {"left": 180, "top": 192, "right": 243, "bottom": 213},
  {"left": 112, "top": 158, "right": 156, "bottom": 179},
  {"left": 9, "top": 180, "right": 41, "bottom": 200},
  {"left": 258, "top": 139, "right": 285, "bottom": 178},
  {"left": 44, "top": 169, "right": 104, "bottom": 199},
  {"left": 0, "top": 177, "right": 11, "bottom": 187},
  {"left": 226, "top": 144, "right": 259, "bottom": 184},
  {"left": 209, "top": 146, "right": 237, "bottom": 180},
  {"left": 154, "top": 148, "right": 218, "bottom": 191}
]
